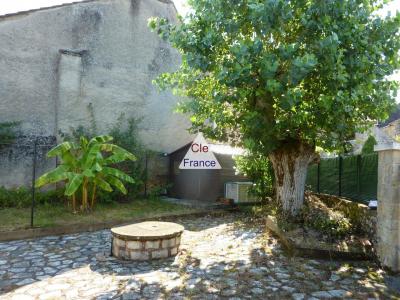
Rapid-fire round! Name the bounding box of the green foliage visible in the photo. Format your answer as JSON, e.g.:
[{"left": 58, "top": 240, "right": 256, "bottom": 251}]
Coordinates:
[
  {"left": 149, "top": 0, "right": 400, "bottom": 155},
  {"left": 0, "top": 198, "right": 198, "bottom": 231},
  {"left": 301, "top": 194, "right": 352, "bottom": 238},
  {"left": 0, "top": 187, "right": 65, "bottom": 209},
  {"left": 361, "top": 135, "right": 377, "bottom": 155},
  {"left": 0, "top": 122, "right": 19, "bottom": 145},
  {"left": 302, "top": 206, "right": 351, "bottom": 238},
  {"left": 147, "top": 183, "right": 172, "bottom": 200},
  {"left": 149, "top": 0, "right": 399, "bottom": 216},
  {"left": 234, "top": 152, "right": 274, "bottom": 200},
  {"left": 59, "top": 115, "right": 159, "bottom": 202},
  {"left": 108, "top": 116, "right": 147, "bottom": 198},
  {"left": 36, "top": 135, "right": 136, "bottom": 212},
  {"left": 315, "top": 193, "right": 372, "bottom": 234}
]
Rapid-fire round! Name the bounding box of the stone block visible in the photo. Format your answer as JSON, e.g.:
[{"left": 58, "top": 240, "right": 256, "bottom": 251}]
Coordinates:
[
  {"left": 130, "top": 251, "right": 149, "bottom": 261},
  {"left": 162, "top": 238, "right": 176, "bottom": 248},
  {"left": 152, "top": 249, "right": 168, "bottom": 259},
  {"left": 112, "top": 245, "right": 119, "bottom": 258},
  {"left": 119, "top": 250, "right": 128, "bottom": 259},
  {"left": 145, "top": 240, "right": 161, "bottom": 250},
  {"left": 114, "top": 238, "right": 126, "bottom": 248},
  {"left": 170, "top": 247, "right": 178, "bottom": 256},
  {"left": 127, "top": 241, "right": 142, "bottom": 250},
  {"left": 175, "top": 235, "right": 181, "bottom": 245}
]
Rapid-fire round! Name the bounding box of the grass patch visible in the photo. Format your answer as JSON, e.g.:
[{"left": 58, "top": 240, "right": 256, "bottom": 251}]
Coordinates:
[{"left": 0, "top": 198, "right": 199, "bottom": 232}]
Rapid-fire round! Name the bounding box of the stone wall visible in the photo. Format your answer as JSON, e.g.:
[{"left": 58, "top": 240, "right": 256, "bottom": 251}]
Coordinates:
[
  {"left": 112, "top": 234, "right": 181, "bottom": 260},
  {"left": 0, "top": 0, "right": 192, "bottom": 187}
]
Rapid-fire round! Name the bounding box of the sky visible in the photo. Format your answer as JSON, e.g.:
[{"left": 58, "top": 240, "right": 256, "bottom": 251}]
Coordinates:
[
  {"left": 0, "top": 0, "right": 399, "bottom": 97},
  {"left": 0, "top": 0, "right": 399, "bottom": 17},
  {"left": 0, "top": 0, "right": 187, "bottom": 16}
]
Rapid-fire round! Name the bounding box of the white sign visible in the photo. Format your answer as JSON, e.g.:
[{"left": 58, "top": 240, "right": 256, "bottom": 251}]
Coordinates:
[{"left": 179, "top": 132, "right": 222, "bottom": 169}]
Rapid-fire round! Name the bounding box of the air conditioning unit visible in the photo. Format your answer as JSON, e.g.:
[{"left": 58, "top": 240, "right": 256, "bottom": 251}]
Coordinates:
[{"left": 224, "top": 182, "right": 259, "bottom": 204}]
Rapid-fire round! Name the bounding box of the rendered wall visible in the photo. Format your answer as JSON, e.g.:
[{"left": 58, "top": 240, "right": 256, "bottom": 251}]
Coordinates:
[
  {"left": 0, "top": 0, "right": 192, "bottom": 187},
  {"left": 375, "top": 143, "right": 400, "bottom": 271}
]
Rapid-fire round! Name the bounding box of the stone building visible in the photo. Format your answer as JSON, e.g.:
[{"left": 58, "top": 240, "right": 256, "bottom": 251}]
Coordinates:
[
  {"left": 0, "top": 0, "right": 192, "bottom": 187},
  {"left": 350, "top": 106, "right": 400, "bottom": 155}
]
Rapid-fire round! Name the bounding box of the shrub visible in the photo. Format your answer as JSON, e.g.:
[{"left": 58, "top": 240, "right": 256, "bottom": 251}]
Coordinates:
[
  {"left": 361, "top": 135, "right": 377, "bottom": 155},
  {"left": 302, "top": 194, "right": 351, "bottom": 238},
  {"left": 108, "top": 116, "right": 148, "bottom": 198},
  {"left": 234, "top": 152, "right": 274, "bottom": 200},
  {"left": 0, "top": 121, "right": 19, "bottom": 146},
  {"left": 35, "top": 135, "right": 136, "bottom": 212},
  {"left": 0, "top": 187, "right": 65, "bottom": 209}
]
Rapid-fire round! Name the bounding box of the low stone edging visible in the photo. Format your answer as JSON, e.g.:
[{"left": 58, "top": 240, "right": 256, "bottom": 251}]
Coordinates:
[
  {"left": 0, "top": 209, "right": 233, "bottom": 242},
  {"left": 265, "top": 215, "right": 374, "bottom": 261}
]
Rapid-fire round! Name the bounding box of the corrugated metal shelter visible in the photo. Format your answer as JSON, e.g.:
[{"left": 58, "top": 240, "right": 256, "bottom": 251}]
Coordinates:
[{"left": 168, "top": 143, "right": 248, "bottom": 202}]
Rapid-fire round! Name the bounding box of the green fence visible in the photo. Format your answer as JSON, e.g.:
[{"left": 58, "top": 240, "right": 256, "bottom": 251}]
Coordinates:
[{"left": 306, "top": 153, "right": 378, "bottom": 204}]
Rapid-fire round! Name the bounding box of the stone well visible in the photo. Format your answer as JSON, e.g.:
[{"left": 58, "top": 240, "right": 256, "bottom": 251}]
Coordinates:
[{"left": 111, "top": 221, "right": 184, "bottom": 260}]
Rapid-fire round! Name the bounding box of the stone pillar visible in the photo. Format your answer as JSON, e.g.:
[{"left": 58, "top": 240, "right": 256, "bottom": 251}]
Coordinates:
[{"left": 375, "top": 142, "right": 400, "bottom": 271}]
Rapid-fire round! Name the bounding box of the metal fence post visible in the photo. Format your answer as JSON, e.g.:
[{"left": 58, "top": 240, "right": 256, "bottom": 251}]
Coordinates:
[
  {"left": 144, "top": 151, "right": 148, "bottom": 198},
  {"left": 317, "top": 162, "right": 320, "bottom": 193},
  {"left": 338, "top": 156, "right": 343, "bottom": 197},
  {"left": 30, "top": 139, "right": 37, "bottom": 228},
  {"left": 356, "top": 155, "right": 361, "bottom": 198}
]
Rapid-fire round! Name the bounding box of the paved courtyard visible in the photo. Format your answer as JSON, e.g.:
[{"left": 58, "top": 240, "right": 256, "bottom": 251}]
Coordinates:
[{"left": 0, "top": 213, "right": 398, "bottom": 299}]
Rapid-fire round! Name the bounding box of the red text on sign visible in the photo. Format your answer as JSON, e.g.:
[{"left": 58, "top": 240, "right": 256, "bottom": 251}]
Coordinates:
[{"left": 191, "top": 143, "right": 208, "bottom": 153}]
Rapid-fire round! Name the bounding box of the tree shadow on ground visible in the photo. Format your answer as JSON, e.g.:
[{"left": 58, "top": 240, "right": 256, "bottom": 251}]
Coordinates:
[
  {"left": 91, "top": 215, "right": 400, "bottom": 299},
  {"left": 2, "top": 212, "right": 396, "bottom": 299},
  {"left": 88, "top": 215, "right": 275, "bottom": 299},
  {"left": 90, "top": 251, "right": 258, "bottom": 299},
  {"left": 0, "top": 213, "right": 241, "bottom": 295},
  {"left": 254, "top": 227, "right": 400, "bottom": 298}
]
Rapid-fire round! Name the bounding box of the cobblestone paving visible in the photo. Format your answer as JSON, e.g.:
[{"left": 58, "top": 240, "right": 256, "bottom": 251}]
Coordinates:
[{"left": 0, "top": 213, "right": 398, "bottom": 299}]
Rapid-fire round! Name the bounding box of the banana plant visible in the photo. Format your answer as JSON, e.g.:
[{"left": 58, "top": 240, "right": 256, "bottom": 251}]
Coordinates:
[{"left": 36, "top": 135, "right": 136, "bottom": 212}]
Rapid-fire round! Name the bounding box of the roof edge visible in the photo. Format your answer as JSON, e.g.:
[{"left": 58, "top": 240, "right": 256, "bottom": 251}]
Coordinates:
[
  {"left": 0, "top": 0, "right": 97, "bottom": 19},
  {"left": 0, "top": 0, "right": 176, "bottom": 20}
]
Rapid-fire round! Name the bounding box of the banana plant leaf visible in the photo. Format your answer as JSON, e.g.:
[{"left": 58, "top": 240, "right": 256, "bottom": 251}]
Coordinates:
[
  {"left": 94, "top": 177, "right": 113, "bottom": 192},
  {"left": 35, "top": 165, "right": 70, "bottom": 188},
  {"left": 106, "top": 176, "right": 127, "bottom": 194},
  {"left": 102, "top": 167, "right": 135, "bottom": 183},
  {"left": 88, "top": 135, "right": 113, "bottom": 147},
  {"left": 65, "top": 174, "right": 84, "bottom": 196},
  {"left": 47, "top": 142, "right": 75, "bottom": 158}
]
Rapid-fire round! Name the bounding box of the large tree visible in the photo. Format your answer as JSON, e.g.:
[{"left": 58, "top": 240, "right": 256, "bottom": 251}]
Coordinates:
[{"left": 149, "top": 0, "right": 400, "bottom": 216}]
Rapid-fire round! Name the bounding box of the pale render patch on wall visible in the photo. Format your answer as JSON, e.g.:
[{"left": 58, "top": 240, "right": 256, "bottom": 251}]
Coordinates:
[
  {"left": 57, "top": 50, "right": 86, "bottom": 135},
  {"left": 0, "top": 0, "right": 192, "bottom": 187}
]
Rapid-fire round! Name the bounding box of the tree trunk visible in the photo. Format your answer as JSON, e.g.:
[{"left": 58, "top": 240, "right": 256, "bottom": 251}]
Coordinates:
[
  {"left": 82, "top": 179, "right": 88, "bottom": 211},
  {"left": 269, "top": 140, "right": 319, "bottom": 217},
  {"left": 72, "top": 194, "right": 76, "bottom": 213},
  {"left": 90, "top": 183, "right": 97, "bottom": 209}
]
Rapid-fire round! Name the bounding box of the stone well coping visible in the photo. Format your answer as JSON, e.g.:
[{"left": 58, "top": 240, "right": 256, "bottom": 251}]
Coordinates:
[{"left": 111, "top": 221, "right": 185, "bottom": 241}]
